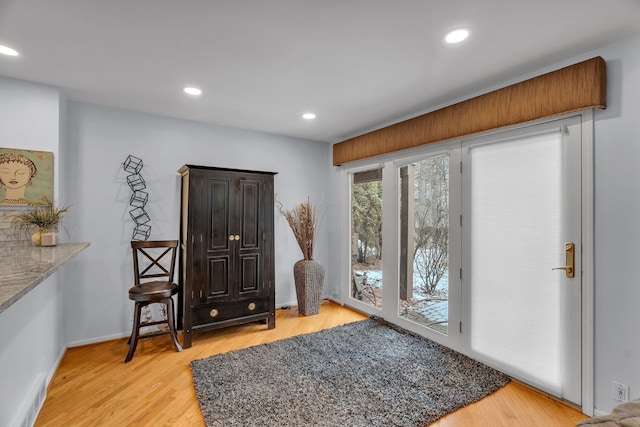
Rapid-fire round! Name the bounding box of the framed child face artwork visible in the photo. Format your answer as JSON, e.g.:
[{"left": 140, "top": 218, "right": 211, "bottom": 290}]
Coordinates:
[{"left": 0, "top": 148, "right": 53, "bottom": 207}]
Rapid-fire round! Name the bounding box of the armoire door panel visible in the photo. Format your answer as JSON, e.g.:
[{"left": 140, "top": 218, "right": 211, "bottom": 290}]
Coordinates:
[
  {"left": 207, "top": 178, "right": 231, "bottom": 250},
  {"left": 207, "top": 256, "right": 230, "bottom": 297},
  {"left": 239, "top": 253, "right": 260, "bottom": 293},
  {"left": 240, "top": 180, "right": 260, "bottom": 248}
]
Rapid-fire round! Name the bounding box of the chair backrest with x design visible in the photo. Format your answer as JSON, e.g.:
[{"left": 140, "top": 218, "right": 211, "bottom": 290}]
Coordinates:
[{"left": 131, "top": 240, "right": 178, "bottom": 286}]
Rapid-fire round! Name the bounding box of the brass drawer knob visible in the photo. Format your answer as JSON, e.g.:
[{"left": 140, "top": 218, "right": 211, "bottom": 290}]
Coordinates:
[
  {"left": 248, "top": 302, "right": 256, "bottom": 311},
  {"left": 209, "top": 308, "right": 219, "bottom": 318}
]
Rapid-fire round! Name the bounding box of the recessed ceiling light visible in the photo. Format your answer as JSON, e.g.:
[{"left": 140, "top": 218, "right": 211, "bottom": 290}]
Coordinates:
[
  {"left": 0, "top": 44, "right": 19, "bottom": 56},
  {"left": 183, "top": 87, "right": 202, "bottom": 96},
  {"left": 302, "top": 113, "right": 316, "bottom": 120},
  {"left": 444, "top": 28, "right": 471, "bottom": 44}
]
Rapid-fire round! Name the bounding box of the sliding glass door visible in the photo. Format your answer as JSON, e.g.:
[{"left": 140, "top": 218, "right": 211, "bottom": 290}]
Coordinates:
[{"left": 342, "top": 114, "right": 589, "bottom": 407}]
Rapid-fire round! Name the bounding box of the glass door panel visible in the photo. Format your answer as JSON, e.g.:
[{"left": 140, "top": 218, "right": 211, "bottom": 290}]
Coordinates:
[
  {"left": 350, "top": 168, "right": 383, "bottom": 309},
  {"left": 399, "top": 155, "right": 449, "bottom": 334}
]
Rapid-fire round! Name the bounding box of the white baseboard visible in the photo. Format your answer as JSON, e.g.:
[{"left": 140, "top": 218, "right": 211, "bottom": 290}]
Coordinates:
[
  {"left": 276, "top": 300, "right": 298, "bottom": 309},
  {"left": 593, "top": 408, "right": 609, "bottom": 417},
  {"left": 327, "top": 296, "right": 345, "bottom": 306},
  {"left": 48, "top": 346, "right": 66, "bottom": 384},
  {"left": 68, "top": 296, "right": 338, "bottom": 348},
  {"left": 276, "top": 295, "right": 336, "bottom": 309},
  {"left": 67, "top": 331, "right": 129, "bottom": 348}
]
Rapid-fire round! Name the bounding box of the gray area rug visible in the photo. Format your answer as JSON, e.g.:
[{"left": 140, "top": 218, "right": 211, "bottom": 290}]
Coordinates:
[{"left": 191, "top": 317, "right": 510, "bottom": 427}]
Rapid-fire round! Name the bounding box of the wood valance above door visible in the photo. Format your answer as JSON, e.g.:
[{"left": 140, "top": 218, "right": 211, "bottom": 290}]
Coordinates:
[{"left": 333, "top": 56, "right": 606, "bottom": 166}]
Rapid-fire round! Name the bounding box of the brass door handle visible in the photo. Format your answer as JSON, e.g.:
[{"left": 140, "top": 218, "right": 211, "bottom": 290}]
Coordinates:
[
  {"left": 552, "top": 266, "right": 574, "bottom": 275},
  {"left": 552, "top": 242, "right": 575, "bottom": 278}
]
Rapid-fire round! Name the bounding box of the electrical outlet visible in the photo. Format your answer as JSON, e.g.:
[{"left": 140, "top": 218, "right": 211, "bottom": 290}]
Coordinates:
[{"left": 613, "top": 381, "right": 629, "bottom": 402}]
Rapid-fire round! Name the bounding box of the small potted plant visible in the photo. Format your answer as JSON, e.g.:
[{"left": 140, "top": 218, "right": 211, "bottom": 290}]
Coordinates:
[{"left": 11, "top": 199, "right": 69, "bottom": 246}]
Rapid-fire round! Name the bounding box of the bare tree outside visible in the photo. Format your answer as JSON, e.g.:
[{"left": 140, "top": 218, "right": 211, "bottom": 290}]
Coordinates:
[
  {"left": 399, "top": 155, "right": 449, "bottom": 334},
  {"left": 412, "top": 157, "right": 449, "bottom": 296}
]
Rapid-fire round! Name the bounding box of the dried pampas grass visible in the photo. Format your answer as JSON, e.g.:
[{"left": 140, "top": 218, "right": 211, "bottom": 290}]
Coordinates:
[{"left": 277, "top": 197, "right": 318, "bottom": 260}]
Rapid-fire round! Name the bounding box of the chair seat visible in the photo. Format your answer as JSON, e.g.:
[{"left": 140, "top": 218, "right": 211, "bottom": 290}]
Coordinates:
[{"left": 128, "top": 281, "right": 178, "bottom": 302}]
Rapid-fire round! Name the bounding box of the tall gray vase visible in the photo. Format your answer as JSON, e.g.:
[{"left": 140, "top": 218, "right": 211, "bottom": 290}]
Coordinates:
[{"left": 293, "top": 259, "right": 324, "bottom": 316}]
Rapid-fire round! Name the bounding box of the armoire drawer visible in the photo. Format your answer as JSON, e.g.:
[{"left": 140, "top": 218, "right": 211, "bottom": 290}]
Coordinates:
[{"left": 192, "top": 297, "right": 270, "bottom": 326}]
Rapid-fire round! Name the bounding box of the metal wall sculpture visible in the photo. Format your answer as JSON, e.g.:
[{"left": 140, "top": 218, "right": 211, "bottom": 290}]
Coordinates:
[{"left": 123, "top": 155, "right": 151, "bottom": 240}]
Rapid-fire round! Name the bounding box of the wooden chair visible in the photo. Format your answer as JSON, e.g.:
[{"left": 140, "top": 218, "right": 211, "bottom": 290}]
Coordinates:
[{"left": 125, "top": 240, "right": 182, "bottom": 363}]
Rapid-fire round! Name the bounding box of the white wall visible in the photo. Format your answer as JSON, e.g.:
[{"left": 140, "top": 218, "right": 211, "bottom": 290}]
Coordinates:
[
  {"left": 590, "top": 35, "right": 640, "bottom": 415},
  {"left": 0, "top": 77, "right": 65, "bottom": 426},
  {"left": 63, "top": 102, "right": 331, "bottom": 345},
  {"left": 328, "top": 34, "right": 640, "bottom": 415}
]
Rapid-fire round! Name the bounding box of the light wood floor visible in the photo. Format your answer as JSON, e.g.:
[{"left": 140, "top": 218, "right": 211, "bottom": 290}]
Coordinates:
[{"left": 35, "top": 301, "right": 588, "bottom": 426}]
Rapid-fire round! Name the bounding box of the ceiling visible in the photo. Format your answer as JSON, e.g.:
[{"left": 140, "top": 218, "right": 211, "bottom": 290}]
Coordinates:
[{"left": 1, "top": 0, "right": 639, "bottom": 143}]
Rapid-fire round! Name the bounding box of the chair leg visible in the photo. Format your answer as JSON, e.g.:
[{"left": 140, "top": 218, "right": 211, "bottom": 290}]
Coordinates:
[
  {"left": 125, "top": 302, "right": 142, "bottom": 363},
  {"left": 166, "top": 297, "right": 182, "bottom": 352}
]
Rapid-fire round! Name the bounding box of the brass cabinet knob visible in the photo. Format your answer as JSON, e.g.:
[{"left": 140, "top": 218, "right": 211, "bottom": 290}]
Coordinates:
[
  {"left": 209, "top": 308, "right": 219, "bottom": 318},
  {"left": 248, "top": 302, "right": 256, "bottom": 311}
]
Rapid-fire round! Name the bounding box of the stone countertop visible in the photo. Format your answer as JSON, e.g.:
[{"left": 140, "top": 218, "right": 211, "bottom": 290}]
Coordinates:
[{"left": 0, "top": 242, "right": 90, "bottom": 314}]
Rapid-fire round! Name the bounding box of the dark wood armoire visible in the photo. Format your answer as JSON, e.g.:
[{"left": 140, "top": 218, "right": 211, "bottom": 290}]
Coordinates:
[{"left": 177, "top": 165, "right": 276, "bottom": 348}]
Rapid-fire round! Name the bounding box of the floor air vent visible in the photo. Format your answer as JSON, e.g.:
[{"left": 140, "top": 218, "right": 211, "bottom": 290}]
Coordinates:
[{"left": 17, "top": 373, "right": 47, "bottom": 427}]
